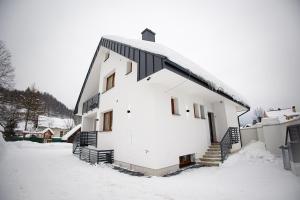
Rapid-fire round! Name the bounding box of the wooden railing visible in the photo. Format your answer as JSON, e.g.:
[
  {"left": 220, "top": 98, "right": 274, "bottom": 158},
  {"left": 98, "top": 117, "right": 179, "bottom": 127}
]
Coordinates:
[
  {"left": 82, "top": 93, "right": 100, "bottom": 114},
  {"left": 220, "top": 127, "right": 239, "bottom": 162}
]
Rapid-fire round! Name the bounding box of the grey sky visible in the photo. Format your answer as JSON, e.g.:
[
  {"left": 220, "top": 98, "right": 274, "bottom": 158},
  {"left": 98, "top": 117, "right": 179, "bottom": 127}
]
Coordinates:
[{"left": 1, "top": 0, "right": 300, "bottom": 123}]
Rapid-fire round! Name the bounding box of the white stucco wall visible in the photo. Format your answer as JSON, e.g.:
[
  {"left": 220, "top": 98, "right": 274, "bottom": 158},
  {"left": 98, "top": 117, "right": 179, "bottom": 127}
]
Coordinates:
[
  {"left": 240, "top": 127, "right": 258, "bottom": 146},
  {"left": 241, "top": 118, "right": 300, "bottom": 156},
  {"left": 80, "top": 47, "right": 244, "bottom": 170}
]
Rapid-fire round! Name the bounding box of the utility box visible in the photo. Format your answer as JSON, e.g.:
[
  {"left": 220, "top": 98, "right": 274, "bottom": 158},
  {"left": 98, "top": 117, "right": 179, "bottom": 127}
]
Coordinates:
[
  {"left": 279, "top": 145, "right": 291, "bottom": 170},
  {"left": 286, "top": 125, "right": 300, "bottom": 176},
  {"left": 288, "top": 142, "right": 300, "bottom": 176}
]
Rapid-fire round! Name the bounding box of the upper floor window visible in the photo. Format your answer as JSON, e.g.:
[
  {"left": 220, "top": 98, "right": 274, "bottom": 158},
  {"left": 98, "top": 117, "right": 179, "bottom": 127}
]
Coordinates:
[
  {"left": 200, "top": 105, "right": 206, "bottom": 119},
  {"left": 105, "top": 73, "right": 115, "bottom": 91},
  {"left": 171, "top": 97, "right": 180, "bottom": 115},
  {"left": 103, "top": 111, "right": 113, "bottom": 131},
  {"left": 193, "top": 103, "right": 200, "bottom": 118},
  {"left": 104, "top": 52, "right": 110, "bottom": 62},
  {"left": 126, "top": 61, "right": 132, "bottom": 75}
]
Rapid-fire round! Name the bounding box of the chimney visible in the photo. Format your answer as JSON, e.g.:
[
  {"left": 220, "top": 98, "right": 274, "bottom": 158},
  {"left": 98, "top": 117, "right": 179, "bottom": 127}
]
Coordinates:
[
  {"left": 141, "top": 28, "right": 155, "bottom": 42},
  {"left": 292, "top": 106, "right": 296, "bottom": 112}
]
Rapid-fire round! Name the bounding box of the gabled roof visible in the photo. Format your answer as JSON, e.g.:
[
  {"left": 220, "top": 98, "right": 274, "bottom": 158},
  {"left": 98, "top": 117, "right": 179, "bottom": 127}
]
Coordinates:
[
  {"left": 61, "top": 124, "right": 81, "bottom": 141},
  {"left": 74, "top": 35, "right": 250, "bottom": 114},
  {"left": 141, "top": 28, "right": 156, "bottom": 35},
  {"left": 23, "top": 128, "right": 54, "bottom": 135}
]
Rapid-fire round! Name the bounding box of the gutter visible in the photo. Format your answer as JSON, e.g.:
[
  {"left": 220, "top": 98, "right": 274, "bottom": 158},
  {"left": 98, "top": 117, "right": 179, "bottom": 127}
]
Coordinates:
[{"left": 237, "top": 108, "right": 250, "bottom": 147}]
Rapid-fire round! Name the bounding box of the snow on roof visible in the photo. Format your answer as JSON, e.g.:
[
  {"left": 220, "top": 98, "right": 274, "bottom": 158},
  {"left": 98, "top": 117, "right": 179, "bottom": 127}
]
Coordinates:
[
  {"left": 61, "top": 124, "right": 81, "bottom": 141},
  {"left": 23, "top": 128, "right": 54, "bottom": 135},
  {"left": 265, "top": 108, "right": 300, "bottom": 119},
  {"left": 103, "top": 35, "right": 249, "bottom": 106},
  {"left": 38, "top": 115, "right": 74, "bottom": 130}
]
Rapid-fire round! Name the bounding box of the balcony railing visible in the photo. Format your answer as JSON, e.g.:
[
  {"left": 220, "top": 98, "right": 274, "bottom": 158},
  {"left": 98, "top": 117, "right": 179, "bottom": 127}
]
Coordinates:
[{"left": 82, "top": 93, "right": 100, "bottom": 114}]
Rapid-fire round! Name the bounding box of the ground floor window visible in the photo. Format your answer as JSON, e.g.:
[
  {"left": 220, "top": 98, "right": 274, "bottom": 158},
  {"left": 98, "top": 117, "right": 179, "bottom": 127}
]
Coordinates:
[
  {"left": 200, "top": 105, "right": 206, "bottom": 119},
  {"left": 103, "top": 111, "right": 113, "bottom": 131},
  {"left": 193, "top": 103, "right": 200, "bottom": 118},
  {"left": 171, "top": 97, "right": 179, "bottom": 115},
  {"left": 179, "top": 154, "right": 195, "bottom": 168}
]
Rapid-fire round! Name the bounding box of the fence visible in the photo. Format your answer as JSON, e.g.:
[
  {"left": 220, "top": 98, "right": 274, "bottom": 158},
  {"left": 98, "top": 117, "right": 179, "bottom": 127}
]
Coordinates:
[{"left": 80, "top": 147, "right": 114, "bottom": 164}]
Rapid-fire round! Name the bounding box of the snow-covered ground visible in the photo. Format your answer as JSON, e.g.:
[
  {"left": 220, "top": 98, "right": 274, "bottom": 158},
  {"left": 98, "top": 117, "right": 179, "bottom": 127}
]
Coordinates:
[{"left": 0, "top": 138, "right": 299, "bottom": 200}]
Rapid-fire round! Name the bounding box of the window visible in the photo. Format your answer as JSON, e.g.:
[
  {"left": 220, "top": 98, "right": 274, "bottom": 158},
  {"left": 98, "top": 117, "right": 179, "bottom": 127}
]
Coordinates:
[
  {"left": 103, "top": 111, "right": 113, "bottom": 131},
  {"left": 200, "top": 105, "right": 206, "bottom": 119},
  {"left": 171, "top": 97, "right": 179, "bottom": 115},
  {"left": 104, "top": 52, "right": 110, "bottom": 62},
  {"left": 126, "top": 61, "right": 132, "bottom": 75},
  {"left": 193, "top": 103, "right": 200, "bottom": 118},
  {"left": 106, "top": 73, "right": 115, "bottom": 91}
]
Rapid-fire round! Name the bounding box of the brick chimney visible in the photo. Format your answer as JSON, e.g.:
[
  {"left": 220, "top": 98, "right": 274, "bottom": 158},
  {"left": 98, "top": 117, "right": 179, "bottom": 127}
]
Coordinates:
[{"left": 141, "top": 28, "right": 155, "bottom": 42}]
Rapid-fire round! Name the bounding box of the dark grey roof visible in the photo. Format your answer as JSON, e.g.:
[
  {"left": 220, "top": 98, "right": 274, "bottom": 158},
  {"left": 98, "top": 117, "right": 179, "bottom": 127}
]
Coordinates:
[{"left": 74, "top": 37, "right": 250, "bottom": 114}]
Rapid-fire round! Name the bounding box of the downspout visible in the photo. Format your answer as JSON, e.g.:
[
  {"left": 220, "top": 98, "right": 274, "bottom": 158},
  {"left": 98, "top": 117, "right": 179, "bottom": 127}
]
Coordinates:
[{"left": 237, "top": 108, "right": 250, "bottom": 147}]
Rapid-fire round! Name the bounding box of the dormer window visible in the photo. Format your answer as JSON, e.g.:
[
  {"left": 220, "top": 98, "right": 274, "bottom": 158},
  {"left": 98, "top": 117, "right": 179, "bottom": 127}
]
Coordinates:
[{"left": 104, "top": 52, "right": 110, "bottom": 62}]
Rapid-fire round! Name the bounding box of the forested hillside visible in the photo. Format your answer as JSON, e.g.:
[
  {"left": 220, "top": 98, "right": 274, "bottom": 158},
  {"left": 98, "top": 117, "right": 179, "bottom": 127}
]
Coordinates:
[{"left": 0, "top": 87, "right": 73, "bottom": 118}]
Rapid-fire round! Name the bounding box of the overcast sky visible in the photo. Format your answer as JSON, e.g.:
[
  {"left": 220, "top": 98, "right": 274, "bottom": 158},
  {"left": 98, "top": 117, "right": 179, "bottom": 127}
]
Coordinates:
[{"left": 1, "top": 0, "right": 300, "bottom": 123}]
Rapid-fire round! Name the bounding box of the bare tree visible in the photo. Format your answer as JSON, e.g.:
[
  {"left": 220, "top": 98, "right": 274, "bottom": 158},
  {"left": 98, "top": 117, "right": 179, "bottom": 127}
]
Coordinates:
[
  {"left": 0, "top": 41, "right": 14, "bottom": 89},
  {"left": 254, "top": 107, "right": 265, "bottom": 122},
  {"left": 0, "top": 104, "right": 21, "bottom": 139},
  {"left": 21, "top": 84, "right": 45, "bottom": 130},
  {"left": 64, "top": 118, "right": 74, "bottom": 130}
]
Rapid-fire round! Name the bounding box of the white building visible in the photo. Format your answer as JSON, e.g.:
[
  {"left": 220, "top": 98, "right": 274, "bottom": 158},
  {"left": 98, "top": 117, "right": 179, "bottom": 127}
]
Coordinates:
[
  {"left": 241, "top": 107, "right": 300, "bottom": 156},
  {"left": 74, "top": 29, "right": 250, "bottom": 176}
]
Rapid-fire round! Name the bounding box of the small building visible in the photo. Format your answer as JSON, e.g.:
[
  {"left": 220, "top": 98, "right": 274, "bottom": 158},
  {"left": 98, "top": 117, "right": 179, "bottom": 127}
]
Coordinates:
[
  {"left": 61, "top": 124, "right": 81, "bottom": 143},
  {"left": 241, "top": 106, "right": 300, "bottom": 155},
  {"left": 21, "top": 128, "right": 54, "bottom": 143}
]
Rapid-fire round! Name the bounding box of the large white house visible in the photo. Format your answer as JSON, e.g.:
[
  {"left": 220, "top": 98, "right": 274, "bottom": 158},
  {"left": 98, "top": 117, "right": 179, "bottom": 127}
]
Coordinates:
[{"left": 74, "top": 29, "right": 250, "bottom": 176}]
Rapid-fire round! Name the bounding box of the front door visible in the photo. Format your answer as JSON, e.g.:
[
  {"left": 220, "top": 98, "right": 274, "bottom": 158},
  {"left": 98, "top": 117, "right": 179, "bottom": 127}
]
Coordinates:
[{"left": 208, "top": 112, "right": 216, "bottom": 143}]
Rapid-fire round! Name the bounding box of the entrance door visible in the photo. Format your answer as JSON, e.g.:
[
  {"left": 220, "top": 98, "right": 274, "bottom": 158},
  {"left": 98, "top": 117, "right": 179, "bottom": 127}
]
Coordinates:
[{"left": 208, "top": 112, "right": 216, "bottom": 143}]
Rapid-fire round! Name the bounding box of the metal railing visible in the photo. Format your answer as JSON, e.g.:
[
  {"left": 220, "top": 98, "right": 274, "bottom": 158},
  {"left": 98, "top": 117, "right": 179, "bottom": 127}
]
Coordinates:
[
  {"left": 80, "top": 147, "right": 114, "bottom": 164},
  {"left": 220, "top": 127, "right": 239, "bottom": 162},
  {"left": 72, "top": 131, "right": 97, "bottom": 154},
  {"left": 82, "top": 93, "right": 100, "bottom": 114}
]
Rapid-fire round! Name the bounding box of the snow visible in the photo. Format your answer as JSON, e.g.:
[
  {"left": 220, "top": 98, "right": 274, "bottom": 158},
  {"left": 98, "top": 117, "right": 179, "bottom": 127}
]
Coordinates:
[
  {"left": 16, "top": 115, "right": 75, "bottom": 131},
  {"left": 266, "top": 108, "right": 300, "bottom": 118},
  {"left": 103, "top": 35, "right": 249, "bottom": 107},
  {"left": 0, "top": 140, "right": 299, "bottom": 200},
  {"left": 38, "top": 115, "right": 74, "bottom": 129},
  {"left": 61, "top": 124, "right": 81, "bottom": 141}
]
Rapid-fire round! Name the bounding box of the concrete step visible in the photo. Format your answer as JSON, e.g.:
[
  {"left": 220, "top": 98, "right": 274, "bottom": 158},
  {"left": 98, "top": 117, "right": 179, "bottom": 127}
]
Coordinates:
[
  {"left": 199, "top": 161, "right": 220, "bottom": 167},
  {"left": 210, "top": 144, "right": 220, "bottom": 148},
  {"left": 209, "top": 146, "right": 220, "bottom": 150},
  {"left": 208, "top": 148, "right": 221, "bottom": 152},
  {"left": 205, "top": 151, "right": 221, "bottom": 155},
  {"left": 200, "top": 157, "right": 221, "bottom": 162},
  {"left": 203, "top": 154, "right": 221, "bottom": 159}
]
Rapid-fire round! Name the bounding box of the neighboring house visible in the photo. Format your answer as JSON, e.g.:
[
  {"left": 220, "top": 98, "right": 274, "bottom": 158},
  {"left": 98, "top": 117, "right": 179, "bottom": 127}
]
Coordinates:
[
  {"left": 19, "top": 128, "right": 54, "bottom": 143},
  {"left": 73, "top": 29, "right": 250, "bottom": 176},
  {"left": 37, "top": 115, "right": 74, "bottom": 137},
  {"left": 61, "top": 124, "right": 81, "bottom": 143},
  {"left": 15, "top": 115, "right": 75, "bottom": 138},
  {"left": 241, "top": 106, "right": 300, "bottom": 155}
]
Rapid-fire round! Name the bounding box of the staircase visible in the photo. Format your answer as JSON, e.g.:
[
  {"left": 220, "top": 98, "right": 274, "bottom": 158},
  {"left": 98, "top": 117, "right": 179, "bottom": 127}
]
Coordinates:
[
  {"left": 199, "top": 143, "right": 222, "bottom": 166},
  {"left": 199, "top": 127, "right": 240, "bottom": 167}
]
